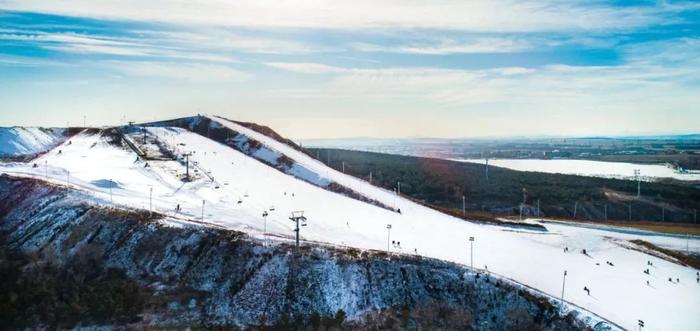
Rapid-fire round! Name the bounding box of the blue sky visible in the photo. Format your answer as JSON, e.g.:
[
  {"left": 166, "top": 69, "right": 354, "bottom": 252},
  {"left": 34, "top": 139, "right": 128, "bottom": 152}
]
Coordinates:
[{"left": 0, "top": 1, "right": 699, "bottom": 139}]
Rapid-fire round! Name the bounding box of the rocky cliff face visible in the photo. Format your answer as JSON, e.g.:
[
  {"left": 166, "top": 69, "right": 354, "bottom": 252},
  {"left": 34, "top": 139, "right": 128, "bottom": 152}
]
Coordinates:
[{"left": 0, "top": 175, "right": 597, "bottom": 330}]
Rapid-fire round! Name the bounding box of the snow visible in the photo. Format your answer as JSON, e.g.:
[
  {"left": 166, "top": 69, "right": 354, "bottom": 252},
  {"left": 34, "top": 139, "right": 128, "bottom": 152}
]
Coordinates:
[
  {"left": 456, "top": 158, "right": 700, "bottom": 181},
  {"left": 1, "top": 119, "right": 698, "bottom": 330},
  {"left": 0, "top": 127, "right": 66, "bottom": 157}
]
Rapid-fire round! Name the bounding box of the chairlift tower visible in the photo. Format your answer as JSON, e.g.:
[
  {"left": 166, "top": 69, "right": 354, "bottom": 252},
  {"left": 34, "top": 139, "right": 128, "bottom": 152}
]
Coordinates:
[
  {"left": 183, "top": 152, "right": 193, "bottom": 180},
  {"left": 289, "top": 211, "right": 307, "bottom": 254},
  {"left": 634, "top": 169, "right": 641, "bottom": 197}
]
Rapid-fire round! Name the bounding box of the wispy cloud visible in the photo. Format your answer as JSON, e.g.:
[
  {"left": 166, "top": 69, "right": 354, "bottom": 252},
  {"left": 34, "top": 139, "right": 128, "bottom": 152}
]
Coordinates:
[
  {"left": 113, "top": 62, "right": 252, "bottom": 83},
  {"left": 1, "top": 2, "right": 698, "bottom": 137},
  {"left": 352, "top": 38, "right": 532, "bottom": 55},
  {"left": 0, "top": 31, "right": 241, "bottom": 62},
  {"left": 263, "top": 62, "right": 347, "bottom": 74},
  {"left": 262, "top": 36, "right": 700, "bottom": 108},
  {"left": 0, "top": 0, "right": 688, "bottom": 32}
]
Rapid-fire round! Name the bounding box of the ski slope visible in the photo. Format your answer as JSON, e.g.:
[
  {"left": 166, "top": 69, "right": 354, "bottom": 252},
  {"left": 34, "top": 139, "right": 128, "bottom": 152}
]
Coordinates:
[
  {"left": 1, "top": 118, "right": 699, "bottom": 330},
  {"left": 0, "top": 127, "right": 66, "bottom": 157}
]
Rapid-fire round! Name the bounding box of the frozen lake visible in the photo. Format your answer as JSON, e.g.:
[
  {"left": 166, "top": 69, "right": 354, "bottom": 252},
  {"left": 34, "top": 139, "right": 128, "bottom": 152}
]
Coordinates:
[{"left": 455, "top": 158, "right": 700, "bottom": 181}]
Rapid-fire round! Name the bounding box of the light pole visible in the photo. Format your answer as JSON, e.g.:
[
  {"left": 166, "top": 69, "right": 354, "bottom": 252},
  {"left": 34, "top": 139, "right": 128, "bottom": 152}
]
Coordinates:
[
  {"left": 201, "top": 200, "right": 205, "bottom": 221},
  {"left": 604, "top": 203, "right": 608, "bottom": 221},
  {"left": 537, "top": 199, "right": 540, "bottom": 218},
  {"left": 519, "top": 203, "right": 523, "bottom": 221},
  {"left": 485, "top": 156, "right": 489, "bottom": 181},
  {"left": 386, "top": 224, "right": 392, "bottom": 255},
  {"left": 662, "top": 207, "right": 665, "bottom": 222},
  {"left": 629, "top": 202, "right": 632, "bottom": 221},
  {"left": 468, "top": 236, "right": 474, "bottom": 270},
  {"left": 462, "top": 195, "right": 466, "bottom": 216},
  {"left": 634, "top": 169, "right": 641, "bottom": 197},
  {"left": 109, "top": 179, "right": 113, "bottom": 203},
  {"left": 149, "top": 186, "right": 153, "bottom": 214},
  {"left": 561, "top": 270, "right": 567, "bottom": 306},
  {"left": 44, "top": 160, "right": 48, "bottom": 179},
  {"left": 262, "top": 211, "right": 268, "bottom": 246},
  {"left": 397, "top": 182, "right": 401, "bottom": 195}
]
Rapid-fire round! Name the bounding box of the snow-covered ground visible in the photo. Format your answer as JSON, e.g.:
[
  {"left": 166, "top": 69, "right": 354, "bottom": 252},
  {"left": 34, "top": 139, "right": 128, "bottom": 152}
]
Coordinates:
[
  {"left": 1, "top": 118, "right": 698, "bottom": 330},
  {"left": 456, "top": 158, "right": 700, "bottom": 181},
  {"left": 0, "top": 127, "right": 66, "bottom": 157}
]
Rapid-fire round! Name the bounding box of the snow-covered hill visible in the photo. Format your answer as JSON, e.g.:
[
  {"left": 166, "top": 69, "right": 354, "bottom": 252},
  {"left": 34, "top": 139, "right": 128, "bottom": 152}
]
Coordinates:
[
  {"left": 1, "top": 115, "right": 698, "bottom": 330},
  {"left": 0, "top": 127, "right": 67, "bottom": 158},
  {"left": 0, "top": 175, "right": 596, "bottom": 329}
]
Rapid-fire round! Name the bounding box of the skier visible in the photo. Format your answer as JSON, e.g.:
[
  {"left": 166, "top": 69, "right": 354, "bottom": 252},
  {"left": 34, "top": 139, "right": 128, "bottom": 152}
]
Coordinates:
[
  {"left": 582, "top": 249, "right": 587, "bottom": 255},
  {"left": 646, "top": 280, "right": 649, "bottom": 286},
  {"left": 583, "top": 286, "right": 590, "bottom": 295}
]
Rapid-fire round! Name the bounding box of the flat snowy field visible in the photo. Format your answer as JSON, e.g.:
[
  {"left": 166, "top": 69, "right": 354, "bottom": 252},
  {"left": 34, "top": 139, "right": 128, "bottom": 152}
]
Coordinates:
[
  {"left": 455, "top": 158, "right": 700, "bottom": 182},
  {"left": 1, "top": 119, "right": 698, "bottom": 330}
]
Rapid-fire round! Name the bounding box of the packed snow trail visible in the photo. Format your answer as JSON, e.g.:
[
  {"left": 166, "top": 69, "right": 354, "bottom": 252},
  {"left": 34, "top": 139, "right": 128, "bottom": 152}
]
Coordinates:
[{"left": 1, "top": 123, "right": 699, "bottom": 330}]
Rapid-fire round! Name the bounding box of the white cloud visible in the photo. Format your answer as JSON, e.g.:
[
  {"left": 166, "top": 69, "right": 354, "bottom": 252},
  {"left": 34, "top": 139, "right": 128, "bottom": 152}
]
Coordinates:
[
  {"left": 263, "top": 62, "right": 347, "bottom": 74},
  {"left": 259, "top": 37, "right": 700, "bottom": 112},
  {"left": 352, "top": 38, "right": 532, "bottom": 54},
  {"left": 137, "top": 30, "right": 322, "bottom": 55},
  {"left": 113, "top": 62, "right": 252, "bottom": 83},
  {"left": 0, "top": 0, "right": 682, "bottom": 32},
  {"left": 0, "top": 31, "right": 242, "bottom": 62}
]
